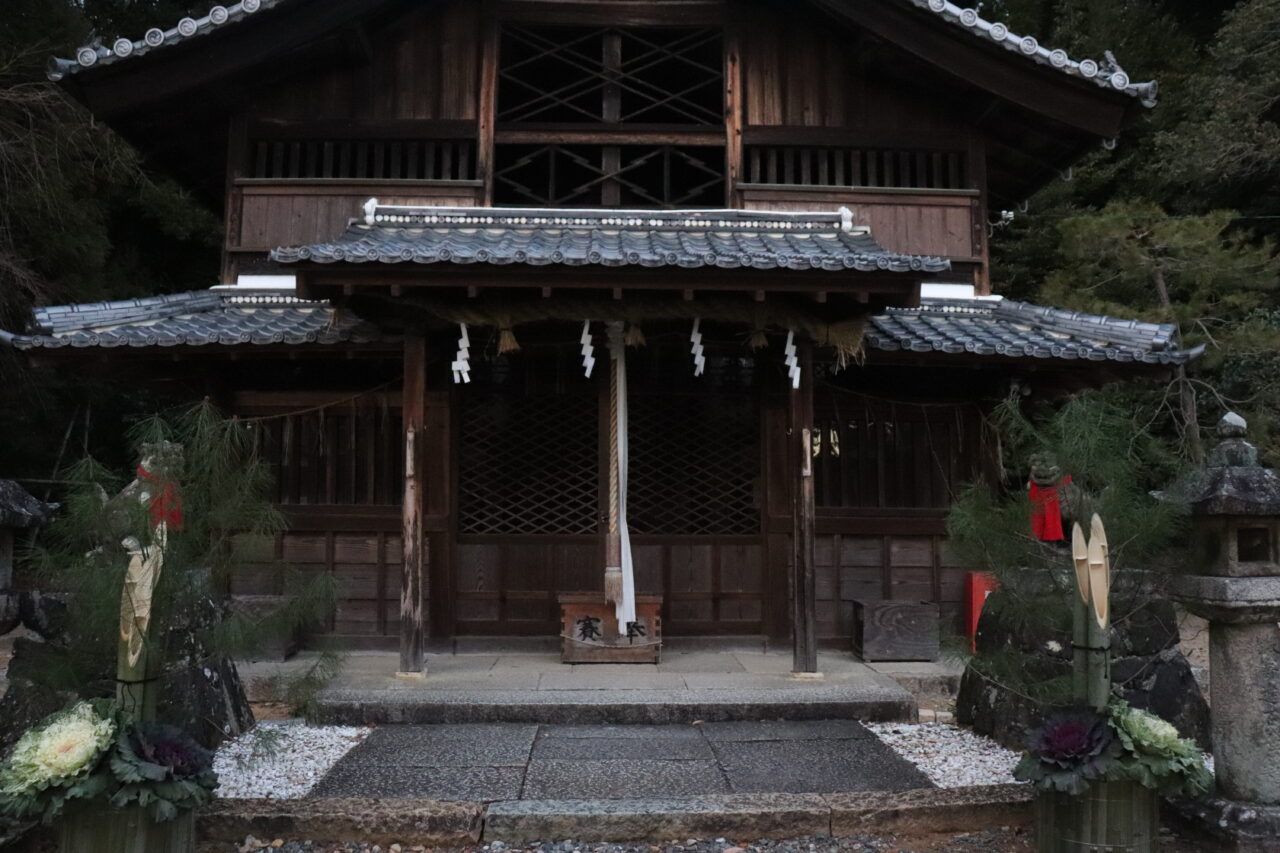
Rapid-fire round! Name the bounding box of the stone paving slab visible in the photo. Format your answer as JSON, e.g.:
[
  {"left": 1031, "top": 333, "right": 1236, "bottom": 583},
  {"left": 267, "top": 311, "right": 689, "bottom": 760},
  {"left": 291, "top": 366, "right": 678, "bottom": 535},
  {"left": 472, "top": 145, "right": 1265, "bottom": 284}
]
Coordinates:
[
  {"left": 342, "top": 724, "right": 537, "bottom": 766},
  {"left": 538, "top": 672, "right": 689, "bottom": 691},
  {"left": 539, "top": 724, "right": 706, "bottom": 740},
  {"left": 532, "top": 735, "right": 715, "bottom": 761},
  {"left": 656, "top": 652, "right": 747, "bottom": 674},
  {"left": 522, "top": 758, "right": 730, "bottom": 799},
  {"left": 711, "top": 739, "right": 933, "bottom": 794},
  {"left": 311, "top": 764, "right": 525, "bottom": 801}
]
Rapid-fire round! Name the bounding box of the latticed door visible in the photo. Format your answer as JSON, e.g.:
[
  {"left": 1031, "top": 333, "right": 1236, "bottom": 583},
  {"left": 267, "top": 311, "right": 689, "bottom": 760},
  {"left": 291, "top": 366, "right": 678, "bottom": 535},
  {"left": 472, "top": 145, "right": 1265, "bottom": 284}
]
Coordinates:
[
  {"left": 454, "top": 348, "right": 601, "bottom": 634},
  {"left": 452, "top": 340, "right": 768, "bottom": 638}
]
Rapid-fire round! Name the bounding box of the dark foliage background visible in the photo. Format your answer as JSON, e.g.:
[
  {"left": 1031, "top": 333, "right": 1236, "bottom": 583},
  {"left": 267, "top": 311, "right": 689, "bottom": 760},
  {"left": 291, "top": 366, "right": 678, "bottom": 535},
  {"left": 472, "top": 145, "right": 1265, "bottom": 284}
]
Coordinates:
[
  {"left": 0, "top": 0, "right": 219, "bottom": 483},
  {"left": 1, "top": 0, "right": 1279, "bottom": 478}
]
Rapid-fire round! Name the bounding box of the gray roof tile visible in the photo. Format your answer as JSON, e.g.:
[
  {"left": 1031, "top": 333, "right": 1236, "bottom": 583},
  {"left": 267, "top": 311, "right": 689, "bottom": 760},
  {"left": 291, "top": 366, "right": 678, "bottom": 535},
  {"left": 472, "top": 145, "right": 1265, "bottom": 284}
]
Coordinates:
[
  {"left": 868, "top": 298, "right": 1201, "bottom": 365},
  {"left": 1, "top": 289, "right": 1200, "bottom": 366},
  {"left": 270, "top": 205, "right": 951, "bottom": 273},
  {"left": 1, "top": 289, "right": 381, "bottom": 350}
]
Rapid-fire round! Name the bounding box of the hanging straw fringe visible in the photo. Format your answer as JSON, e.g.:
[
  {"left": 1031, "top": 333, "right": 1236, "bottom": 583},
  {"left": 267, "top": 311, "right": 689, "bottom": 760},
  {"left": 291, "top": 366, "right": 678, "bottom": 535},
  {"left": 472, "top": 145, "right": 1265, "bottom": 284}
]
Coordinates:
[
  {"left": 496, "top": 315, "right": 520, "bottom": 354},
  {"left": 624, "top": 323, "right": 646, "bottom": 347},
  {"left": 377, "top": 295, "right": 869, "bottom": 365}
]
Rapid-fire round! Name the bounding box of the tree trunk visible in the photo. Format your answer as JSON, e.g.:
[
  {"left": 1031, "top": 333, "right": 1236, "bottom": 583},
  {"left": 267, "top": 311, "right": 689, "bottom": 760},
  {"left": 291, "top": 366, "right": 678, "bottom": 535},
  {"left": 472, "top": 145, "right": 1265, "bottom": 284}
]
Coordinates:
[{"left": 1151, "top": 267, "right": 1202, "bottom": 462}]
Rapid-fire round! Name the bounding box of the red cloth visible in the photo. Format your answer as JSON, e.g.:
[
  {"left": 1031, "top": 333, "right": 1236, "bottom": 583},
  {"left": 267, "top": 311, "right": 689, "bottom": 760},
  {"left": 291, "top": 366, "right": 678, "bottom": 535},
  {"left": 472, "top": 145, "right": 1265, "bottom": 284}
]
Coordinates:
[
  {"left": 138, "top": 465, "right": 183, "bottom": 530},
  {"left": 1029, "top": 475, "right": 1070, "bottom": 541}
]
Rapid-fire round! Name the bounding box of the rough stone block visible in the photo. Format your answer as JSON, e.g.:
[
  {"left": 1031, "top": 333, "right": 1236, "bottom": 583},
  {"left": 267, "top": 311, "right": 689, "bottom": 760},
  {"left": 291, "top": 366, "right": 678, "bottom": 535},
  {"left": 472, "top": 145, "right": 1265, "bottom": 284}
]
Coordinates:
[
  {"left": 483, "top": 794, "right": 831, "bottom": 843},
  {"left": 199, "top": 797, "right": 483, "bottom": 847},
  {"left": 825, "top": 784, "right": 1032, "bottom": 835}
]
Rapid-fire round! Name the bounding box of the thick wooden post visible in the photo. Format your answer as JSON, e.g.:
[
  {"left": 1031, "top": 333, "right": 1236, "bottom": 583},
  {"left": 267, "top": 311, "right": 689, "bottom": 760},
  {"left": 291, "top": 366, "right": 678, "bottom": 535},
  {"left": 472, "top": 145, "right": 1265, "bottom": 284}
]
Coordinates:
[
  {"left": 791, "top": 342, "right": 818, "bottom": 674},
  {"left": 399, "top": 331, "right": 428, "bottom": 675}
]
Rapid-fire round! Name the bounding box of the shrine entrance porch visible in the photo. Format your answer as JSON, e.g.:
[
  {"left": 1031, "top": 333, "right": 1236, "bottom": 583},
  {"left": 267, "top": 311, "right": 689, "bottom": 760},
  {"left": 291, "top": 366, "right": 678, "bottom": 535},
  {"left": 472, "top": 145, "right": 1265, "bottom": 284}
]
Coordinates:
[{"left": 244, "top": 648, "right": 917, "bottom": 725}]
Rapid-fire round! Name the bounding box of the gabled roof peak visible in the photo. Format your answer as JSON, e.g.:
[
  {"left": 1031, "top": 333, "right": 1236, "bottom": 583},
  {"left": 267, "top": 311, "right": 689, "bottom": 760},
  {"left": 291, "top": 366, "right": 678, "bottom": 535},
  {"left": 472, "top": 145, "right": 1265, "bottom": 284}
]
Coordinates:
[
  {"left": 49, "top": 0, "right": 1156, "bottom": 106},
  {"left": 905, "top": 0, "right": 1156, "bottom": 106},
  {"left": 49, "top": 0, "right": 283, "bottom": 81}
]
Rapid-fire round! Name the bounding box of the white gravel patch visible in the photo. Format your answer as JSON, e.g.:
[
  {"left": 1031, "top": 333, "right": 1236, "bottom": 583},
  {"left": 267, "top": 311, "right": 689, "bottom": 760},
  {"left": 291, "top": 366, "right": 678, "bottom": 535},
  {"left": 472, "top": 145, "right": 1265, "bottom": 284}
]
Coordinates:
[
  {"left": 867, "top": 722, "right": 1022, "bottom": 788},
  {"left": 214, "top": 720, "right": 370, "bottom": 800}
]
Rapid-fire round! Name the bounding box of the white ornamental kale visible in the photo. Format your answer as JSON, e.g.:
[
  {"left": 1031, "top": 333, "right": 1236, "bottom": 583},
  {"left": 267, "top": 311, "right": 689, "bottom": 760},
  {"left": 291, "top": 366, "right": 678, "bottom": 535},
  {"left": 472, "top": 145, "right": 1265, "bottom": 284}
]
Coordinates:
[
  {"left": 0, "top": 702, "right": 116, "bottom": 795},
  {"left": 1116, "top": 706, "right": 1193, "bottom": 758}
]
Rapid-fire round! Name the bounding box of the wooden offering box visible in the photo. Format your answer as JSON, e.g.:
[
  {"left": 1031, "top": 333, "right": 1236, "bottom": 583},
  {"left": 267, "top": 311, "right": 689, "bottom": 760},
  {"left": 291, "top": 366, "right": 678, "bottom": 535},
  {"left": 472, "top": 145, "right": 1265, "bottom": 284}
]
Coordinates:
[
  {"left": 852, "top": 599, "right": 940, "bottom": 662},
  {"left": 559, "top": 593, "right": 663, "bottom": 664}
]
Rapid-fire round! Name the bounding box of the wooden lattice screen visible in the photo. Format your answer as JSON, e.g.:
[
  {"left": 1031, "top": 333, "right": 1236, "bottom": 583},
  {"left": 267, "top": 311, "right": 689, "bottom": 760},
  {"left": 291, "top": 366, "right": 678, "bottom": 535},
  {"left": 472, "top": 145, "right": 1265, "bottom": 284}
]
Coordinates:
[
  {"left": 456, "top": 347, "right": 760, "bottom": 537},
  {"left": 628, "top": 390, "right": 760, "bottom": 535},
  {"left": 493, "top": 144, "right": 725, "bottom": 208},
  {"left": 498, "top": 26, "right": 724, "bottom": 125},
  {"left": 458, "top": 383, "right": 599, "bottom": 535}
]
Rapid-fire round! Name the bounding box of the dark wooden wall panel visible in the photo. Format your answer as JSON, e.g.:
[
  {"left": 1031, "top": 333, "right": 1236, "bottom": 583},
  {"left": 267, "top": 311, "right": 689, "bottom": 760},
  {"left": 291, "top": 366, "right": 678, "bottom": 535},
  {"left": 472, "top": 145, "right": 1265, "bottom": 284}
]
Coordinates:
[
  {"left": 247, "top": 2, "right": 482, "bottom": 122},
  {"left": 741, "top": 5, "right": 967, "bottom": 134},
  {"left": 812, "top": 531, "right": 967, "bottom": 645}
]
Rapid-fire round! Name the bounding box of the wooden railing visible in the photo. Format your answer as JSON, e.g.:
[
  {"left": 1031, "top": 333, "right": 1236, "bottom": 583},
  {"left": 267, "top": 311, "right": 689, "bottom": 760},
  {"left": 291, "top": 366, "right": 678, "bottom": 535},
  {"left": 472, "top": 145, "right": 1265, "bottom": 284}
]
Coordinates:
[{"left": 738, "top": 184, "right": 986, "bottom": 271}]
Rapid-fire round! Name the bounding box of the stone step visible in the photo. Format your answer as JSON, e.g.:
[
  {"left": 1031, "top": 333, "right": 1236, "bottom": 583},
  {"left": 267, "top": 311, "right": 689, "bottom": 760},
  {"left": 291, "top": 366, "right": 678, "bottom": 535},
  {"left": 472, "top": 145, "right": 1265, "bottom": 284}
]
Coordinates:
[
  {"left": 197, "top": 787, "right": 1033, "bottom": 848},
  {"left": 310, "top": 684, "right": 917, "bottom": 726},
  {"left": 484, "top": 788, "right": 1032, "bottom": 843}
]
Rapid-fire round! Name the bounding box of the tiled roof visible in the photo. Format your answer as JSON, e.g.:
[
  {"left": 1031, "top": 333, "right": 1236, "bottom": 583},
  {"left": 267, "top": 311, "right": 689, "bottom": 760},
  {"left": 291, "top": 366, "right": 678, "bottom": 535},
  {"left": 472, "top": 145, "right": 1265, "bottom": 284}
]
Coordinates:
[
  {"left": 0, "top": 480, "right": 58, "bottom": 529},
  {"left": 0, "top": 289, "right": 382, "bottom": 350},
  {"left": 271, "top": 204, "right": 951, "bottom": 273},
  {"left": 48, "top": 0, "right": 1156, "bottom": 105},
  {"left": 2, "top": 289, "right": 1200, "bottom": 366},
  {"left": 868, "top": 298, "right": 1201, "bottom": 364},
  {"left": 48, "top": 0, "right": 284, "bottom": 81},
  {"left": 903, "top": 0, "right": 1157, "bottom": 106}
]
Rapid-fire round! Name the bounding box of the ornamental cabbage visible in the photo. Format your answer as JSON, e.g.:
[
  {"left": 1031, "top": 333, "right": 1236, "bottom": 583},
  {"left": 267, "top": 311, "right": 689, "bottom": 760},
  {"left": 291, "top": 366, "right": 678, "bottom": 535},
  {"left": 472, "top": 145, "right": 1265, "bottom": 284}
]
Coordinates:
[
  {"left": 1115, "top": 706, "right": 1194, "bottom": 758},
  {"left": 1014, "top": 708, "right": 1119, "bottom": 795},
  {"left": 0, "top": 703, "right": 115, "bottom": 795}
]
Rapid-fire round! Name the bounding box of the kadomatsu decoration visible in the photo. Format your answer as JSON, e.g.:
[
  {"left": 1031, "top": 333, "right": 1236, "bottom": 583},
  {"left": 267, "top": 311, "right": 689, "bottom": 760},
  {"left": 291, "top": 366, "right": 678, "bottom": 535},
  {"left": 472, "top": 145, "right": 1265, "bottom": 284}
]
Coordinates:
[{"left": 1014, "top": 515, "right": 1211, "bottom": 853}]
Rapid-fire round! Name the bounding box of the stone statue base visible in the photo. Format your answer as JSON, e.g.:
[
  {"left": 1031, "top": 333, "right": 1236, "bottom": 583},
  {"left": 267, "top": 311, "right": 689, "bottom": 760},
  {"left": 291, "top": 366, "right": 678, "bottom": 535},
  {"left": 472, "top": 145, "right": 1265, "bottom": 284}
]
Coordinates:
[{"left": 1169, "top": 796, "right": 1280, "bottom": 853}]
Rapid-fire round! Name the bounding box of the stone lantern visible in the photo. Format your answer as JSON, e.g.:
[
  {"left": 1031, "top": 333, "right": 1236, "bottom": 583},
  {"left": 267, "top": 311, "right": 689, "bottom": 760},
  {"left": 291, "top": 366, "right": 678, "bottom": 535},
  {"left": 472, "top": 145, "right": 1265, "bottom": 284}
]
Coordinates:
[{"left": 1167, "top": 413, "right": 1280, "bottom": 851}]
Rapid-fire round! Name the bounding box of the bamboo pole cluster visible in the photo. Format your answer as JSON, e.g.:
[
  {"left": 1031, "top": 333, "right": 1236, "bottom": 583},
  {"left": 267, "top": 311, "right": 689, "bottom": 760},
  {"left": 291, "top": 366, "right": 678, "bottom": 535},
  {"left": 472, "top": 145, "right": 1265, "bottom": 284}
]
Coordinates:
[{"left": 1071, "top": 515, "right": 1112, "bottom": 709}]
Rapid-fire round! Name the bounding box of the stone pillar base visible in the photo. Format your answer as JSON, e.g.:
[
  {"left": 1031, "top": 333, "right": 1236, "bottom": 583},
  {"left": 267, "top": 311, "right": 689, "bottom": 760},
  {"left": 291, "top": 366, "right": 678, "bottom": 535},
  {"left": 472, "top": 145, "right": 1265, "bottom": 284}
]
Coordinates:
[{"left": 1169, "top": 797, "right": 1280, "bottom": 853}]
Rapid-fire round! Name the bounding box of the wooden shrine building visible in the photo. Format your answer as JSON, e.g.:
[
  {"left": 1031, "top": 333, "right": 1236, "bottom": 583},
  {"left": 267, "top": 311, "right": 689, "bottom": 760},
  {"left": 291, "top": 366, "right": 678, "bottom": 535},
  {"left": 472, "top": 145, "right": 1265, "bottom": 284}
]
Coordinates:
[{"left": 3, "top": 0, "right": 1195, "bottom": 672}]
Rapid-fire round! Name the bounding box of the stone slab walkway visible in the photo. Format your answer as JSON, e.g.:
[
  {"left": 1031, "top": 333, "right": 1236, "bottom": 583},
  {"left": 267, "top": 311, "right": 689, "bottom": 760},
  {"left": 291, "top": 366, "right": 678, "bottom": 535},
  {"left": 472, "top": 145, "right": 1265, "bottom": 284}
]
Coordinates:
[{"left": 309, "top": 721, "right": 932, "bottom": 801}]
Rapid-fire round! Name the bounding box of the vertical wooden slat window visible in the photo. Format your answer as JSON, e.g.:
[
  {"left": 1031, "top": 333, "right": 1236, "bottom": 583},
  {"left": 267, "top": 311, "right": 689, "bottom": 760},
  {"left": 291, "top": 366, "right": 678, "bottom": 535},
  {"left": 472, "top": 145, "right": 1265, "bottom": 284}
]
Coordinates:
[
  {"left": 812, "top": 392, "right": 986, "bottom": 509},
  {"left": 248, "top": 404, "right": 404, "bottom": 506}
]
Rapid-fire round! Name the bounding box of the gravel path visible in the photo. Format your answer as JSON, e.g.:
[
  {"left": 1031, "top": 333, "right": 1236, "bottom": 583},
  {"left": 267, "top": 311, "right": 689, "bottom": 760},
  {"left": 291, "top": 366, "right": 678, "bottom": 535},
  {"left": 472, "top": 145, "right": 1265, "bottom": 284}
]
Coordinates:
[
  {"left": 865, "top": 722, "right": 1021, "bottom": 789},
  {"left": 215, "top": 721, "right": 370, "bottom": 799}
]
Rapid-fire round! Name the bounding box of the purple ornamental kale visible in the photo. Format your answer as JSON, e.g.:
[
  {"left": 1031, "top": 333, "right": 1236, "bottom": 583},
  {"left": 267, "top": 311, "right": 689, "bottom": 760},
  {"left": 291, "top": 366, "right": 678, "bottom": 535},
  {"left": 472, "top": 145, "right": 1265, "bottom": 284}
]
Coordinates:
[
  {"left": 1030, "top": 709, "right": 1115, "bottom": 769},
  {"left": 128, "top": 723, "right": 213, "bottom": 779}
]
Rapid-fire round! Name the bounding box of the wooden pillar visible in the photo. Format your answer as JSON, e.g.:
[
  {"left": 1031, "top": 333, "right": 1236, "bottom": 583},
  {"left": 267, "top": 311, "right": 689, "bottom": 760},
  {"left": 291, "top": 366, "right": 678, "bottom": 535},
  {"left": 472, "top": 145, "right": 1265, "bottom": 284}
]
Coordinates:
[
  {"left": 791, "top": 342, "right": 818, "bottom": 673},
  {"left": 399, "top": 331, "right": 428, "bottom": 674}
]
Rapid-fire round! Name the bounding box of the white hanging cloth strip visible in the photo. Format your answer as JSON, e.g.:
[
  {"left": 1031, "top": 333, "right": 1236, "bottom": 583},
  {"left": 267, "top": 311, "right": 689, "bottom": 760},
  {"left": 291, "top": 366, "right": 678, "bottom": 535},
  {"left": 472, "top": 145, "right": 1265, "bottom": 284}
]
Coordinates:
[
  {"left": 452, "top": 323, "right": 471, "bottom": 384},
  {"left": 784, "top": 330, "right": 801, "bottom": 389},
  {"left": 607, "top": 321, "right": 637, "bottom": 633},
  {"left": 580, "top": 321, "right": 596, "bottom": 378},
  {"left": 690, "top": 318, "right": 705, "bottom": 376}
]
